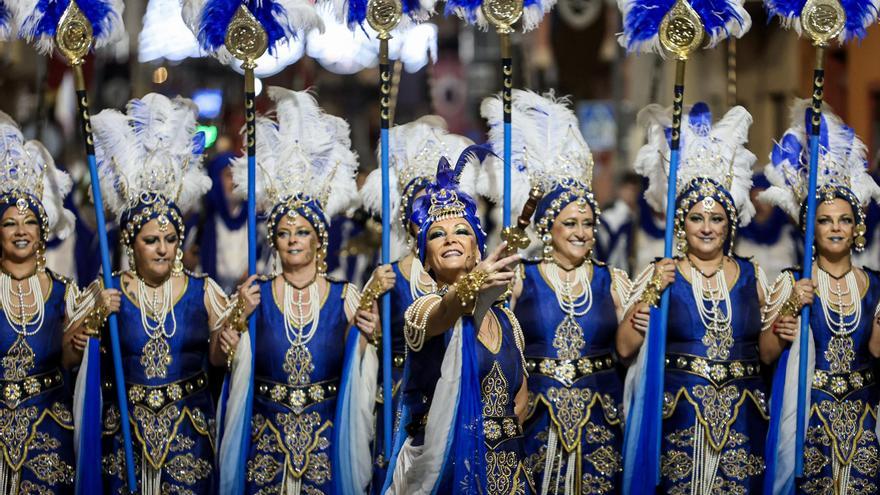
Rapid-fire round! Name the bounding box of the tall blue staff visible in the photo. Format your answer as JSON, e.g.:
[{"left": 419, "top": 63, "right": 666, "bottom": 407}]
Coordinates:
[
  {"left": 15, "top": 1, "right": 136, "bottom": 492},
  {"left": 369, "top": 0, "right": 403, "bottom": 462},
  {"left": 763, "top": 0, "right": 873, "bottom": 484},
  {"left": 618, "top": 0, "right": 748, "bottom": 491}
]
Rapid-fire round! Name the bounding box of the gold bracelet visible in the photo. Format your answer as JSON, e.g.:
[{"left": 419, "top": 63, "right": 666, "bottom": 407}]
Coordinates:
[
  {"left": 83, "top": 304, "right": 108, "bottom": 336},
  {"left": 780, "top": 290, "right": 802, "bottom": 318},
  {"left": 358, "top": 281, "right": 381, "bottom": 312},
  {"left": 639, "top": 271, "right": 664, "bottom": 308},
  {"left": 454, "top": 270, "right": 488, "bottom": 315},
  {"left": 228, "top": 297, "right": 248, "bottom": 333}
]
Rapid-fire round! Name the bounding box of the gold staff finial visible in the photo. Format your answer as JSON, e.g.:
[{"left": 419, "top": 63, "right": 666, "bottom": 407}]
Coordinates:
[
  {"left": 55, "top": 1, "right": 93, "bottom": 66},
  {"left": 659, "top": 0, "right": 704, "bottom": 60},
  {"left": 225, "top": 5, "right": 269, "bottom": 69},
  {"left": 483, "top": 0, "right": 524, "bottom": 34},
  {"left": 801, "top": 0, "right": 845, "bottom": 45},
  {"left": 367, "top": 0, "right": 403, "bottom": 40}
]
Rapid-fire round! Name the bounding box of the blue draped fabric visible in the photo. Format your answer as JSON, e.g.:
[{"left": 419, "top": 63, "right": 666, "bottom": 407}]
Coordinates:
[
  {"left": 101, "top": 274, "right": 217, "bottom": 493},
  {"left": 0, "top": 272, "right": 76, "bottom": 494},
  {"left": 516, "top": 261, "right": 624, "bottom": 493},
  {"left": 199, "top": 153, "right": 248, "bottom": 288}
]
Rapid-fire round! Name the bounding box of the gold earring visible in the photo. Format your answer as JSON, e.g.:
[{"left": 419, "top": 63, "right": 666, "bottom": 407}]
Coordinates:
[
  {"left": 126, "top": 246, "right": 136, "bottom": 272},
  {"left": 36, "top": 242, "right": 47, "bottom": 273},
  {"left": 317, "top": 246, "right": 328, "bottom": 275},
  {"left": 172, "top": 249, "right": 184, "bottom": 276},
  {"left": 855, "top": 223, "right": 867, "bottom": 252}
]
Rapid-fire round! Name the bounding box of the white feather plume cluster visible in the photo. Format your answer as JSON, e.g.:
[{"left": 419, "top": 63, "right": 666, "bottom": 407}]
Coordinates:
[
  {"left": 0, "top": 111, "right": 75, "bottom": 239},
  {"left": 360, "top": 115, "right": 477, "bottom": 256},
  {"left": 759, "top": 99, "right": 880, "bottom": 220},
  {"left": 181, "top": 0, "right": 323, "bottom": 66},
  {"left": 232, "top": 87, "right": 359, "bottom": 220},
  {"left": 479, "top": 89, "right": 592, "bottom": 214},
  {"left": 634, "top": 102, "right": 757, "bottom": 225},
  {"left": 91, "top": 93, "right": 211, "bottom": 220},
  {"left": 10, "top": 0, "right": 125, "bottom": 55}
]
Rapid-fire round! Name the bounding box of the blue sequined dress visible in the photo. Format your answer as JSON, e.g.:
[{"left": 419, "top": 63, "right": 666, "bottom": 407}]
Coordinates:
[
  {"left": 101, "top": 274, "right": 217, "bottom": 494},
  {"left": 654, "top": 257, "right": 769, "bottom": 494},
  {"left": 0, "top": 271, "right": 75, "bottom": 494},
  {"left": 397, "top": 304, "right": 535, "bottom": 494},
  {"left": 796, "top": 268, "right": 880, "bottom": 494},
  {"left": 515, "top": 261, "right": 625, "bottom": 494},
  {"left": 244, "top": 279, "right": 354, "bottom": 494}
]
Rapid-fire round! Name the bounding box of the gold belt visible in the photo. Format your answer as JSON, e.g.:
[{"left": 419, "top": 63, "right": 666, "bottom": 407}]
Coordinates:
[
  {"left": 104, "top": 372, "right": 208, "bottom": 413},
  {"left": 255, "top": 377, "right": 339, "bottom": 414},
  {"left": 525, "top": 353, "right": 615, "bottom": 386},
  {"left": 813, "top": 368, "right": 875, "bottom": 400},
  {"left": 666, "top": 354, "right": 761, "bottom": 386},
  {"left": 0, "top": 368, "right": 64, "bottom": 409}
]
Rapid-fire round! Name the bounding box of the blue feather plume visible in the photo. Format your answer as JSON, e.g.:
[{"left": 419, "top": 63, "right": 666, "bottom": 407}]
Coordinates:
[
  {"left": 0, "top": 1, "right": 10, "bottom": 39},
  {"left": 13, "top": 0, "right": 124, "bottom": 55},
  {"left": 765, "top": 0, "right": 879, "bottom": 42},
  {"left": 182, "top": 0, "right": 322, "bottom": 56},
  {"left": 334, "top": 0, "right": 436, "bottom": 30},
  {"left": 618, "top": 0, "right": 751, "bottom": 55},
  {"left": 444, "top": 0, "right": 556, "bottom": 30}
]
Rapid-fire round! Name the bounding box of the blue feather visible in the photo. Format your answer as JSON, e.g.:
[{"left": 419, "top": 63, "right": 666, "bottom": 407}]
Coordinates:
[
  {"left": 344, "top": 0, "right": 369, "bottom": 27},
  {"left": 444, "top": 0, "right": 484, "bottom": 25},
  {"left": 196, "top": 0, "right": 308, "bottom": 54},
  {"left": 27, "top": 0, "right": 117, "bottom": 41},
  {"left": 0, "top": 2, "right": 9, "bottom": 34},
  {"left": 623, "top": 0, "right": 677, "bottom": 48}
]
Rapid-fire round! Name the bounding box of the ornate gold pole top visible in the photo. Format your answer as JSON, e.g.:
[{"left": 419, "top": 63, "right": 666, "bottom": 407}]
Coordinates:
[
  {"left": 659, "top": 0, "right": 704, "bottom": 60},
  {"left": 367, "top": 0, "right": 403, "bottom": 40},
  {"left": 800, "top": 0, "right": 845, "bottom": 46},
  {"left": 482, "top": 0, "right": 524, "bottom": 34},
  {"left": 225, "top": 5, "right": 269, "bottom": 69},
  {"left": 55, "top": 1, "right": 94, "bottom": 66}
]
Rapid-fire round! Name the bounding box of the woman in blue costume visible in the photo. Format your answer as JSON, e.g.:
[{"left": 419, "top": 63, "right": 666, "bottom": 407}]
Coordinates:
[
  {"left": 760, "top": 101, "right": 880, "bottom": 495},
  {"left": 219, "top": 88, "right": 377, "bottom": 495},
  {"left": 79, "top": 94, "right": 231, "bottom": 494},
  {"left": 0, "top": 112, "right": 80, "bottom": 494},
  {"left": 359, "top": 115, "right": 478, "bottom": 492},
  {"left": 481, "top": 90, "right": 631, "bottom": 494},
  {"left": 386, "top": 145, "right": 532, "bottom": 494},
  {"left": 617, "top": 102, "right": 770, "bottom": 494}
]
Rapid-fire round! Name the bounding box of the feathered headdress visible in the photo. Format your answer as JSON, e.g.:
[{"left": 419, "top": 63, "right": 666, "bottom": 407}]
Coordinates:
[
  {"left": 766, "top": 0, "right": 879, "bottom": 43},
  {"left": 759, "top": 100, "right": 880, "bottom": 232},
  {"left": 0, "top": 111, "right": 75, "bottom": 241},
  {"left": 635, "top": 102, "right": 756, "bottom": 252},
  {"left": 360, "top": 115, "right": 478, "bottom": 258},
  {"left": 91, "top": 93, "right": 211, "bottom": 245},
  {"left": 231, "top": 87, "right": 359, "bottom": 255},
  {"left": 618, "top": 0, "right": 750, "bottom": 55},
  {"left": 11, "top": 0, "right": 125, "bottom": 55},
  {"left": 410, "top": 145, "right": 493, "bottom": 263},
  {"left": 181, "top": 0, "right": 322, "bottom": 63},
  {"left": 480, "top": 89, "right": 597, "bottom": 244}
]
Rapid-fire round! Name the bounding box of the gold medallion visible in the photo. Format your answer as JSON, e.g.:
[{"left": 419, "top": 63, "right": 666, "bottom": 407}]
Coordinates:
[
  {"left": 367, "top": 0, "right": 403, "bottom": 38},
  {"left": 801, "top": 0, "right": 845, "bottom": 45},
  {"left": 55, "top": 1, "right": 93, "bottom": 65},
  {"left": 225, "top": 5, "right": 269, "bottom": 67},
  {"left": 659, "top": 0, "right": 704, "bottom": 60},
  {"left": 482, "top": 0, "right": 524, "bottom": 34}
]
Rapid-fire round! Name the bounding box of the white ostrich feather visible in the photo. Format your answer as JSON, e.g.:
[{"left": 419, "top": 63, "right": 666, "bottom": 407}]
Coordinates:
[
  {"left": 758, "top": 99, "right": 880, "bottom": 220},
  {"left": 479, "top": 89, "right": 593, "bottom": 215},
  {"left": 231, "top": 87, "right": 359, "bottom": 221},
  {"left": 91, "top": 93, "right": 210, "bottom": 219},
  {"left": 360, "top": 115, "right": 477, "bottom": 256},
  {"left": 0, "top": 111, "right": 75, "bottom": 239},
  {"left": 634, "top": 102, "right": 757, "bottom": 225}
]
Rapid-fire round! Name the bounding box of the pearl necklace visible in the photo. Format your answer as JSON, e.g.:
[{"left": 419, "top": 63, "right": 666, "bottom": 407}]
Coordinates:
[
  {"left": 687, "top": 256, "right": 733, "bottom": 360},
  {"left": 545, "top": 261, "right": 593, "bottom": 318},
  {"left": 0, "top": 272, "right": 44, "bottom": 336},
  {"left": 282, "top": 278, "right": 321, "bottom": 346},
  {"left": 136, "top": 275, "right": 177, "bottom": 339},
  {"left": 409, "top": 257, "right": 437, "bottom": 300},
  {"left": 817, "top": 267, "right": 861, "bottom": 337}
]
